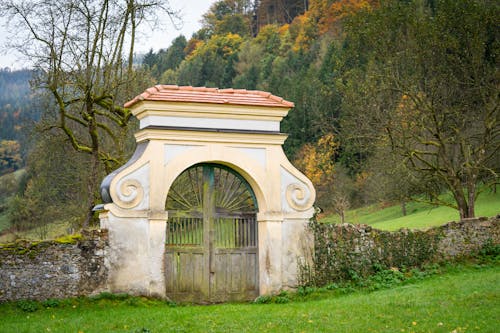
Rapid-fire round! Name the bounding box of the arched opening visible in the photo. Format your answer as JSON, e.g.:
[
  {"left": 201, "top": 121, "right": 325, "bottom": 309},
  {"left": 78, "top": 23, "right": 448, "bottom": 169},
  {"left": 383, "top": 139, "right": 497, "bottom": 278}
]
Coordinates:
[{"left": 164, "top": 163, "right": 259, "bottom": 303}]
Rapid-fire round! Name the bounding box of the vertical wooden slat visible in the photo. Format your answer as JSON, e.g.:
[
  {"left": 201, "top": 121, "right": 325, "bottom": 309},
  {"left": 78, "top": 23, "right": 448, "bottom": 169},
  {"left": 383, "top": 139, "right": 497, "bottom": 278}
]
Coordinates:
[
  {"left": 240, "top": 218, "right": 244, "bottom": 247},
  {"left": 174, "top": 219, "right": 178, "bottom": 244},
  {"left": 244, "top": 218, "right": 248, "bottom": 247},
  {"left": 189, "top": 218, "right": 193, "bottom": 245}
]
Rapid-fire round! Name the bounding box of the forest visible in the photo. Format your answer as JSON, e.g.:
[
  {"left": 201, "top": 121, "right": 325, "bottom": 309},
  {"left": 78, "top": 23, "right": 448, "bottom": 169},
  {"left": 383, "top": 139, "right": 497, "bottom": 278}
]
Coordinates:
[{"left": 0, "top": 0, "right": 498, "bottom": 237}]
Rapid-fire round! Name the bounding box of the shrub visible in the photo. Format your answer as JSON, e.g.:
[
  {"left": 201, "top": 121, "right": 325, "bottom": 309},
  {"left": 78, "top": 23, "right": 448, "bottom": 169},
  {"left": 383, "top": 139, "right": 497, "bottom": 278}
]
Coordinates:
[
  {"left": 254, "top": 295, "right": 272, "bottom": 304},
  {"left": 42, "top": 298, "right": 60, "bottom": 308},
  {"left": 478, "top": 239, "right": 500, "bottom": 260},
  {"left": 16, "top": 300, "right": 39, "bottom": 312}
]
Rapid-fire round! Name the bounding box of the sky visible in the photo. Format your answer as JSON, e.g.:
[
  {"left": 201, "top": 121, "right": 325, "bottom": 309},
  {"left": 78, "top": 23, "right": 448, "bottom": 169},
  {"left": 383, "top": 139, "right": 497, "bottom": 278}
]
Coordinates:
[{"left": 0, "top": 0, "right": 217, "bottom": 69}]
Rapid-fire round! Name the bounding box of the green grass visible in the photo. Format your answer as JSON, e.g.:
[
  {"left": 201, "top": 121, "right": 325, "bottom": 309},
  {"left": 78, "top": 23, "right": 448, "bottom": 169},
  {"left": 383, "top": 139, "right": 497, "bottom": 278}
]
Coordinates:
[
  {"left": 0, "top": 219, "right": 76, "bottom": 243},
  {"left": 0, "top": 263, "right": 498, "bottom": 332},
  {"left": 321, "top": 189, "right": 500, "bottom": 231}
]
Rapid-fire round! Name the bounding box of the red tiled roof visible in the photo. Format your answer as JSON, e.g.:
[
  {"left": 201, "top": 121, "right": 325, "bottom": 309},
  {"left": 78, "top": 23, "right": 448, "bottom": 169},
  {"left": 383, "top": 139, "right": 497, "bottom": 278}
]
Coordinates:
[{"left": 124, "top": 85, "right": 294, "bottom": 109}]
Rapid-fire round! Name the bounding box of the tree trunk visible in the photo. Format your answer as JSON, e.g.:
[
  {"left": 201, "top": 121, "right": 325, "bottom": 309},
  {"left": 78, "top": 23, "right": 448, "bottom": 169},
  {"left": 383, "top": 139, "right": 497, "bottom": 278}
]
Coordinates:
[
  {"left": 454, "top": 191, "right": 473, "bottom": 220},
  {"left": 339, "top": 210, "right": 345, "bottom": 224},
  {"left": 467, "top": 181, "right": 476, "bottom": 218},
  {"left": 401, "top": 200, "right": 407, "bottom": 216},
  {"left": 83, "top": 100, "right": 101, "bottom": 229},
  {"left": 83, "top": 150, "right": 100, "bottom": 228}
]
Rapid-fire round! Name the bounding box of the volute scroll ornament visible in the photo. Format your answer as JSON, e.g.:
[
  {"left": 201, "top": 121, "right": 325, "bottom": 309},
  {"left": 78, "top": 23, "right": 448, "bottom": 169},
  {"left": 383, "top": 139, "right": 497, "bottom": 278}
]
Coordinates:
[
  {"left": 115, "top": 179, "right": 144, "bottom": 209},
  {"left": 286, "top": 182, "right": 314, "bottom": 212}
]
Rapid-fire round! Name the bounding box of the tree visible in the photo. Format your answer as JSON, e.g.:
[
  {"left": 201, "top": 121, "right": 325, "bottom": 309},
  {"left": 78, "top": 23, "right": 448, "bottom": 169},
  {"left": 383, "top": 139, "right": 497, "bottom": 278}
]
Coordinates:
[
  {"left": 0, "top": 140, "right": 22, "bottom": 175},
  {"left": 363, "top": 145, "right": 421, "bottom": 216},
  {"left": 340, "top": 0, "right": 500, "bottom": 219},
  {"left": 294, "top": 133, "right": 338, "bottom": 210},
  {"left": 1, "top": 0, "right": 178, "bottom": 226},
  {"left": 329, "top": 165, "right": 354, "bottom": 224},
  {"left": 202, "top": 0, "right": 254, "bottom": 37},
  {"left": 144, "top": 35, "right": 187, "bottom": 81},
  {"left": 177, "top": 33, "right": 243, "bottom": 87},
  {"left": 233, "top": 42, "right": 262, "bottom": 89},
  {"left": 142, "top": 48, "right": 158, "bottom": 70},
  {"left": 8, "top": 132, "right": 90, "bottom": 238},
  {"left": 257, "top": 0, "right": 308, "bottom": 27},
  {"left": 0, "top": 170, "right": 22, "bottom": 217}
]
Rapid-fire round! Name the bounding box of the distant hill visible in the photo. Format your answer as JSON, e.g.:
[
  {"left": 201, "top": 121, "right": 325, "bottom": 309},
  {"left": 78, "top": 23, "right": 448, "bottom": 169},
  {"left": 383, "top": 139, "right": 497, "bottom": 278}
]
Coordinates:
[{"left": 0, "top": 68, "right": 41, "bottom": 142}]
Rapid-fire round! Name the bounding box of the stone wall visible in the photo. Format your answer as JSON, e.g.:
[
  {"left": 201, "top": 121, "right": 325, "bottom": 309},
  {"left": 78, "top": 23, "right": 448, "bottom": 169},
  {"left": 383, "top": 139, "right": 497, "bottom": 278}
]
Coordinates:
[
  {"left": 1, "top": 217, "right": 498, "bottom": 301},
  {"left": 0, "top": 230, "right": 108, "bottom": 302},
  {"left": 307, "top": 216, "right": 500, "bottom": 286}
]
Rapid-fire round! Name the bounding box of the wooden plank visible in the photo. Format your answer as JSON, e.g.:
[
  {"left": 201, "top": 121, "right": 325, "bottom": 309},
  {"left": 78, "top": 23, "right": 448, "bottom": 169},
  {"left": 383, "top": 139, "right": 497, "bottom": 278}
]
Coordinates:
[
  {"left": 230, "top": 253, "right": 242, "bottom": 292},
  {"left": 214, "top": 253, "right": 226, "bottom": 294},
  {"left": 164, "top": 253, "right": 174, "bottom": 292},
  {"left": 178, "top": 252, "right": 193, "bottom": 292},
  {"left": 193, "top": 253, "right": 205, "bottom": 293},
  {"left": 246, "top": 253, "right": 257, "bottom": 291}
]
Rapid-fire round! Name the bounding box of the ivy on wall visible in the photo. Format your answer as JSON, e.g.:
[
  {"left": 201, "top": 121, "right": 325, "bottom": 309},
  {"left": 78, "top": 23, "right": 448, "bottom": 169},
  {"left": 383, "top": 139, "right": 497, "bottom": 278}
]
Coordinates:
[{"left": 301, "top": 217, "right": 499, "bottom": 287}]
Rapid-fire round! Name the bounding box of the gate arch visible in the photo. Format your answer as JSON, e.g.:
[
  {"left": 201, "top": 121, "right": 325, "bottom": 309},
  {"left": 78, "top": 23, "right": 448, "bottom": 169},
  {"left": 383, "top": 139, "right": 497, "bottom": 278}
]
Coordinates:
[
  {"left": 159, "top": 145, "right": 270, "bottom": 215},
  {"left": 97, "top": 85, "right": 316, "bottom": 300},
  {"left": 164, "top": 163, "right": 259, "bottom": 302}
]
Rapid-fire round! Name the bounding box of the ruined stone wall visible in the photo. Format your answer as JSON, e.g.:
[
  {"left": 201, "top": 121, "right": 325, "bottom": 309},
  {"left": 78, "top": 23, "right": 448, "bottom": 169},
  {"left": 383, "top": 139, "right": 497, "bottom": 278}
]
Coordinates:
[
  {"left": 0, "top": 230, "right": 108, "bottom": 302},
  {"left": 308, "top": 216, "right": 499, "bottom": 286}
]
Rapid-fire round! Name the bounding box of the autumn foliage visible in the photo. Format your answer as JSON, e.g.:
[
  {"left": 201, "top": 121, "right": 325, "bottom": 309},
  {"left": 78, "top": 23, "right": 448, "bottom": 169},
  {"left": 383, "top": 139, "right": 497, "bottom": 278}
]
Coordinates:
[{"left": 294, "top": 133, "right": 337, "bottom": 186}]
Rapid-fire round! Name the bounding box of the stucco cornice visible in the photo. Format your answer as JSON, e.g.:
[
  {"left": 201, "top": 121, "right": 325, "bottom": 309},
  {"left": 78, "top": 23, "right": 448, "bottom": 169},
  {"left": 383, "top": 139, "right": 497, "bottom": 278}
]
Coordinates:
[
  {"left": 131, "top": 101, "right": 290, "bottom": 122},
  {"left": 134, "top": 128, "right": 288, "bottom": 145}
]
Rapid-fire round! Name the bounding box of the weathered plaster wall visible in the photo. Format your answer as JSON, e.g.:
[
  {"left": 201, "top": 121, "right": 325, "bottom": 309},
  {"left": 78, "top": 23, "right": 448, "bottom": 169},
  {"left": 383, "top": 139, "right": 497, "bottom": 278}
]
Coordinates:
[
  {"left": 100, "top": 211, "right": 167, "bottom": 298},
  {"left": 281, "top": 218, "right": 313, "bottom": 289},
  {"left": 308, "top": 216, "right": 500, "bottom": 286},
  {"left": 0, "top": 230, "right": 108, "bottom": 302}
]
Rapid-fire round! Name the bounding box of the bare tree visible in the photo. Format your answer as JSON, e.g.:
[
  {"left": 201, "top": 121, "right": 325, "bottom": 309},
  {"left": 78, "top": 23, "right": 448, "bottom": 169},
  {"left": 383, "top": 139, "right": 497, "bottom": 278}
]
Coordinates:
[
  {"left": 341, "top": 0, "right": 499, "bottom": 219},
  {"left": 1, "top": 0, "right": 179, "bottom": 227}
]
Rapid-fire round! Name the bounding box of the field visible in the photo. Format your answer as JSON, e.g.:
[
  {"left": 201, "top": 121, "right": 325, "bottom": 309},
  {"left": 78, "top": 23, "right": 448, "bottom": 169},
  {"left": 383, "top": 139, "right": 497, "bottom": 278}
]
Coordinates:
[
  {"left": 0, "top": 263, "right": 498, "bottom": 333},
  {"left": 320, "top": 189, "right": 500, "bottom": 231}
]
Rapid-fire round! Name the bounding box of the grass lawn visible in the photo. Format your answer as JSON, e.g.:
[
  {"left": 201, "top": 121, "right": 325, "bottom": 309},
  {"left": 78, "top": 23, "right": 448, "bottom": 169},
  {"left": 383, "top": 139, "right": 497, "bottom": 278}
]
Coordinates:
[
  {"left": 0, "top": 264, "right": 498, "bottom": 333},
  {"left": 320, "top": 189, "right": 500, "bottom": 231},
  {"left": 0, "top": 219, "right": 76, "bottom": 243}
]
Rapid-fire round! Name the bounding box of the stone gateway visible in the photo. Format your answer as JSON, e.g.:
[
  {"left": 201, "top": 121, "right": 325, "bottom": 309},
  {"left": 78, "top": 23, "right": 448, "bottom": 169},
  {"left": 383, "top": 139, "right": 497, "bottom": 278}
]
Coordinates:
[{"left": 97, "top": 86, "right": 316, "bottom": 302}]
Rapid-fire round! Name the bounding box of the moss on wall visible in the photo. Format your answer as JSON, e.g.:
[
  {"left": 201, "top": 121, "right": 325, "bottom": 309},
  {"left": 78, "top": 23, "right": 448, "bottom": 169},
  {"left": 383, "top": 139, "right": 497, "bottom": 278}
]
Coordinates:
[
  {"left": 305, "top": 216, "right": 499, "bottom": 287},
  {"left": 0, "top": 229, "right": 108, "bottom": 301}
]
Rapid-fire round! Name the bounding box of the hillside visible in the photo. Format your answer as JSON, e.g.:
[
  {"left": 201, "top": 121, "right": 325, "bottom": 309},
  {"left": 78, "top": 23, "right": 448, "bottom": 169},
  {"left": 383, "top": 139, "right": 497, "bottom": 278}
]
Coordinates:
[
  {"left": 0, "top": 0, "right": 497, "bottom": 239},
  {"left": 0, "top": 69, "right": 39, "bottom": 141},
  {"left": 320, "top": 190, "right": 500, "bottom": 231},
  {"left": 0, "top": 69, "right": 41, "bottom": 175}
]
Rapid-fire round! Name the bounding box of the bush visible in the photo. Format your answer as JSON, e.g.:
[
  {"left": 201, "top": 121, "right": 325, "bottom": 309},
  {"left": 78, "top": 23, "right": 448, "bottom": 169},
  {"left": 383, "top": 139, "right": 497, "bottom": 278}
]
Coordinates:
[
  {"left": 89, "top": 292, "right": 130, "bottom": 301},
  {"left": 42, "top": 298, "right": 60, "bottom": 308},
  {"left": 16, "top": 300, "right": 39, "bottom": 312},
  {"left": 254, "top": 295, "right": 272, "bottom": 304},
  {"left": 478, "top": 239, "right": 500, "bottom": 260},
  {"left": 254, "top": 291, "right": 291, "bottom": 304}
]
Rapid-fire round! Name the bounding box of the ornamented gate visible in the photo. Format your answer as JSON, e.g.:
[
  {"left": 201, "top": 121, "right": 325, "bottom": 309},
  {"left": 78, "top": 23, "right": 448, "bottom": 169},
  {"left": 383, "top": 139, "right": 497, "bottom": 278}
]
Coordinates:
[
  {"left": 98, "top": 85, "right": 315, "bottom": 301},
  {"left": 164, "top": 164, "right": 258, "bottom": 302}
]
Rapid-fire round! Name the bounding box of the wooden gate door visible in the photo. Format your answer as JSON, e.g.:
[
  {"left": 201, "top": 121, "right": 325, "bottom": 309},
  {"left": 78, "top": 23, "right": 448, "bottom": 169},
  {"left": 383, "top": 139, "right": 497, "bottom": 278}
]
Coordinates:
[{"left": 165, "top": 164, "right": 259, "bottom": 303}]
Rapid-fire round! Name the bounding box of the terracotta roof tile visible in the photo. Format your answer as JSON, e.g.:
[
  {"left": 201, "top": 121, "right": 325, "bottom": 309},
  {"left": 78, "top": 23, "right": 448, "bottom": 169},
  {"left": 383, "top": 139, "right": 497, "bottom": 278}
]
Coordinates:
[{"left": 124, "top": 85, "right": 294, "bottom": 109}]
